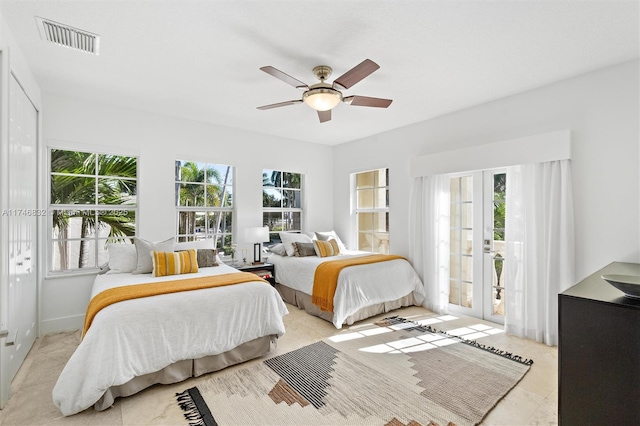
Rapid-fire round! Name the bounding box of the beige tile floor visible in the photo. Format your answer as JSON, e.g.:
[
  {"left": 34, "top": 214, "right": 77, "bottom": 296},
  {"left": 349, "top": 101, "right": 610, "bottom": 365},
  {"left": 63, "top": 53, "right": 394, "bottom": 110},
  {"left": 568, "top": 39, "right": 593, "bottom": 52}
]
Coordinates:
[{"left": 0, "top": 305, "right": 558, "bottom": 425}]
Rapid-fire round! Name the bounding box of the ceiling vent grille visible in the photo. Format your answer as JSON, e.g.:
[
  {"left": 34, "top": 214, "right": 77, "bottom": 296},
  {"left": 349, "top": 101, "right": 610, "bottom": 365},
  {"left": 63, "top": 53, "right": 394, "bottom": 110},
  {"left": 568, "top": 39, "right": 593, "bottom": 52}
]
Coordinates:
[{"left": 36, "top": 17, "right": 100, "bottom": 55}]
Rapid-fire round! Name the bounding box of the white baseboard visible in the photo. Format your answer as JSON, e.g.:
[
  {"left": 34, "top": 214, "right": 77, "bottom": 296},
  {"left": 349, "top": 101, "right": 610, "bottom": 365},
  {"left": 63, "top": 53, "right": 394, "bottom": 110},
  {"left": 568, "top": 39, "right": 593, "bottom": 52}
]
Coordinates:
[{"left": 40, "top": 314, "right": 84, "bottom": 335}]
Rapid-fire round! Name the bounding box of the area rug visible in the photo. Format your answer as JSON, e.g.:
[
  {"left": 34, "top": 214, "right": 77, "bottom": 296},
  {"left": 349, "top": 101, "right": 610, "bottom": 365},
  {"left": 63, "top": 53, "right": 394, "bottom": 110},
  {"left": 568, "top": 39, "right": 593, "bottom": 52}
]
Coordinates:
[{"left": 176, "top": 316, "right": 533, "bottom": 426}]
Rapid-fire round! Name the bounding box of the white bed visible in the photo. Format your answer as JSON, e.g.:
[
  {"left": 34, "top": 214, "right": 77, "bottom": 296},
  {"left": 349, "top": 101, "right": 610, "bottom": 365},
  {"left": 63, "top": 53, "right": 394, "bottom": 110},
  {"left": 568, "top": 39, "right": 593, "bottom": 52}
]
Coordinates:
[
  {"left": 268, "top": 250, "right": 425, "bottom": 328},
  {"left": 52, "top": 263, "right": 288, "bottom": 416}
]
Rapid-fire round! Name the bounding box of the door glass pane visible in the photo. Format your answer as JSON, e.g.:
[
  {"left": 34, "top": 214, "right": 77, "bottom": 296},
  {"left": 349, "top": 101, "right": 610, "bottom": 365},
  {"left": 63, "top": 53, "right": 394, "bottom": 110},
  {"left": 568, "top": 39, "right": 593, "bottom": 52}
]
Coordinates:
[
  {"left": 462, "top": 282, "right": 473, "bottom": 308},
  {"left": 449, "top": 280, "right": 460, "bottom": 305},
  {"left": 491, "top": 173, "right": 507, "bottom": 318},
  {"left": 449, "top": 175, "right": 473, "bottom": 309},
  {"left": 450, "top": 229, "right": 461, "bottom": 254}
]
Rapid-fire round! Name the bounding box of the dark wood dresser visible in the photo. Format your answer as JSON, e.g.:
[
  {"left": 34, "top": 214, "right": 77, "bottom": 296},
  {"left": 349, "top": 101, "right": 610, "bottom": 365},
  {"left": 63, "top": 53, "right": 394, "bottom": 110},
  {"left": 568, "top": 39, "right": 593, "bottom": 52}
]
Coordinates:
[{"left": 558, "top": 261, "right": 640, "bottom": 425}]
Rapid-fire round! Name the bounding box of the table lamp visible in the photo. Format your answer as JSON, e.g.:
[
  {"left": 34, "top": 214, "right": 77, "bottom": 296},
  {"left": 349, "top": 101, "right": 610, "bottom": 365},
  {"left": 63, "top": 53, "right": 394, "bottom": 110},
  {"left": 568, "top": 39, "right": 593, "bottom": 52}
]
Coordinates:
[{"left": 244, "top": 226, "right": 270, "bottom": 264}]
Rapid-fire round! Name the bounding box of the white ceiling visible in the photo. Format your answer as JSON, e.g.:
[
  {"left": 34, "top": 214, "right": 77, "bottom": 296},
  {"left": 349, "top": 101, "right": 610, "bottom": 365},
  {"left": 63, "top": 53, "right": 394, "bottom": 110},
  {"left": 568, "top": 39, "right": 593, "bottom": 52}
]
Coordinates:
[{"left": 1, "top": 1, "right": 638, "bottom": 146}]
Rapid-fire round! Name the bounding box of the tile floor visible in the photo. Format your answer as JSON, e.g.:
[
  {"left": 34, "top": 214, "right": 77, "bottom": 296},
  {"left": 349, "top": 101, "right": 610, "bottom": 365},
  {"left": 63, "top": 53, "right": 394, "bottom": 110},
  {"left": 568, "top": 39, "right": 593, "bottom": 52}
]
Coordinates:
[{"left": 0, "top": 304, "right": 558, "bottom": 425}]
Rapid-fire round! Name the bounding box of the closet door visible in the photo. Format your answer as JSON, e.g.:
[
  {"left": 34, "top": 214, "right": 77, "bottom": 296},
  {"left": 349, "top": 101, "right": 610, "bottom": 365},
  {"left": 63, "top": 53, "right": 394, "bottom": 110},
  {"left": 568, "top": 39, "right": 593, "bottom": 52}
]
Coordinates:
[{"left": 1, "top": 75, "right": 38, "bottom": 399}]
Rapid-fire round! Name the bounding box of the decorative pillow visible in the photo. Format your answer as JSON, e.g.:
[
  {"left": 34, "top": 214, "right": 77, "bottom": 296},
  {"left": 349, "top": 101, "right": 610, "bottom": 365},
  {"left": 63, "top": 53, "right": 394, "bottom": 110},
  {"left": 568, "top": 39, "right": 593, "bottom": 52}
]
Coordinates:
[
  {"left": 132, "top": 237, "right": 175, "bottom": 274},
  {"left": 315, "top": 230, "right": 347, "bottom": 252},
  {"left": 196, "top": 249, "right": 219, "bottom": 267},
  {"left": 269, "top": 243, "right": 287, "bottom": 256},
  {"left": 292, "top": 242, "right": 317, "bottom": 257},
  {"left": 313, "top": 239, "right": 341, "bottom": 258},
  {"left": 106, "top": 243, "right": 137, "bottom": 274},
  {"left": 279, "top": 232, "right": 313, "bottom": 256},
  {"left": 152, "top": 249, "right": 199, "bottom": 277}
]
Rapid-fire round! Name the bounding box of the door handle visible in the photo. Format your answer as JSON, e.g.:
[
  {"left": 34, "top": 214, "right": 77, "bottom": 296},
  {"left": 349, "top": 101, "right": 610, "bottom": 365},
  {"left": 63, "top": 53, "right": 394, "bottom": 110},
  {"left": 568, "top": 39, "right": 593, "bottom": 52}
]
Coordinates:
[{"left": 0, "top": 329, "right": 17, "bottom": 346}]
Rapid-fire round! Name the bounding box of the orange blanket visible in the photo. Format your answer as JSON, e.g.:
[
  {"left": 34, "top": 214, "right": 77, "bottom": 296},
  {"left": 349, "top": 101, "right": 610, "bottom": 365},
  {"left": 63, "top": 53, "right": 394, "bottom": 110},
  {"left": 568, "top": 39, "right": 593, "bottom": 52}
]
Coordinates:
[
  {"left": 83, "top": 272, "right": 267, "bottom": 337},
  {"left": 311, "top": 254, "right": 406, "bottom": 312}
]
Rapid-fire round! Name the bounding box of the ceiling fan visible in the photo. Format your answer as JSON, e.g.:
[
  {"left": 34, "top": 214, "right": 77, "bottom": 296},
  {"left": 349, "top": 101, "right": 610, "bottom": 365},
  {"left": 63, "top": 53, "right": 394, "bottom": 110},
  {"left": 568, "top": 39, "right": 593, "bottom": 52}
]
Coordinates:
[{"left": 257, "top": 59, "right": 392, "bottom": 123}]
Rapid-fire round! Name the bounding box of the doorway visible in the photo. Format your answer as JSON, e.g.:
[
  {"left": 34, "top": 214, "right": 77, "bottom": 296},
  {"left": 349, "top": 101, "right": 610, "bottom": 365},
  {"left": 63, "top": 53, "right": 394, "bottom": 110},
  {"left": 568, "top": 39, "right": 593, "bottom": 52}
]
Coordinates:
[{"left": 448, "top": 169, "right": 507, "bottom": 324}]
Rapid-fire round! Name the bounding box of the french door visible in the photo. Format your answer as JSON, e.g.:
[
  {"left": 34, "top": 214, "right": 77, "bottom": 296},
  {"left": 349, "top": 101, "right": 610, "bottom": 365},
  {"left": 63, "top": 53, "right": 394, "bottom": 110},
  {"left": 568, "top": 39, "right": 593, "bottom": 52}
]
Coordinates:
[{"left": 448, "top": 169, "right": 507, "bottom": 323}]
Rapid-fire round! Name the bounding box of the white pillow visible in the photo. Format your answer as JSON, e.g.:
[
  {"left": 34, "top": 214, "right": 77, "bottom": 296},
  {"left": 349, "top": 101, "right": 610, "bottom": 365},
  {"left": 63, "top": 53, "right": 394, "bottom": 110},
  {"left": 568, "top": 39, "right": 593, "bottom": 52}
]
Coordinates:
[
  {"left": 106, "top": 243, "right": 137, "bottom": 274},
  {"left": 314, "top": 230, "right": 347, "bottom": 252},
  {"left": 269, "top": 243, "right": 287, "bottom": 256},
  {"left": 132, "top": 237, "right": 175, "bottom": 274},
  {"left": 279, "top": 232, "right": 313, "bottom": 256}
]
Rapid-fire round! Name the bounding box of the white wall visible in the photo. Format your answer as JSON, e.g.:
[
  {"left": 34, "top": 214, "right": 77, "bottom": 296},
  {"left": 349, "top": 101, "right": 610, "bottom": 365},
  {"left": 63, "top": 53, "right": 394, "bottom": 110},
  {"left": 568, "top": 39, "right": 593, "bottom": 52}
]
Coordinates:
[
  {"left": 333, "top": 60, "right": 640, "bottom": 283},
  {"left": 40, "top": 95, "right": 334, "bottom": 333}
]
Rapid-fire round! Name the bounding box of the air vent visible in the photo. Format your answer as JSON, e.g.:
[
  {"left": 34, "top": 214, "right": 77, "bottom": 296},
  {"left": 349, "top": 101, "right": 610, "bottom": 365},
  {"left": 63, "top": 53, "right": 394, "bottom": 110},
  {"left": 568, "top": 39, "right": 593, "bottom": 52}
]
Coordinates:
[{"left": 36, "top": 17, "right": 100, "bottom": 55}]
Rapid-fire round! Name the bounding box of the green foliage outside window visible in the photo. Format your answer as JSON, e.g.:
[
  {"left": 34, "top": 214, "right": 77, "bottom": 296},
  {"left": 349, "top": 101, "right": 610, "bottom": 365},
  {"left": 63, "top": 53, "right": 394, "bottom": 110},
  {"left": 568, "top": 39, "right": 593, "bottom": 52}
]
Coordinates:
[{"left": 50, "top": 149, "right": 137, "bottom": 271}]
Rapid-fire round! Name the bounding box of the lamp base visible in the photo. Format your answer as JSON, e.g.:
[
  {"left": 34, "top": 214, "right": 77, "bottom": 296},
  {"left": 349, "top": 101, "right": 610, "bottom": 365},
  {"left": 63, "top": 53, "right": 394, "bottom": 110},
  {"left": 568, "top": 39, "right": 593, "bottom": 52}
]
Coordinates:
[{"left": 253, "top": 242, "right": 261, "bottom": 264}]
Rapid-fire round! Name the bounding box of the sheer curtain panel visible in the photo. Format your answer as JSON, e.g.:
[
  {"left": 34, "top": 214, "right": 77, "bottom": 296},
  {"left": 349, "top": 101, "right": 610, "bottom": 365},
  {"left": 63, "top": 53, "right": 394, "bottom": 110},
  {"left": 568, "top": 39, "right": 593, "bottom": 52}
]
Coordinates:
[
  {"left": 504, "top": 159, "right": 575, "bottom": 346},
  {"left": 409, "top": 175, "right": 450, "bottom": 314}
]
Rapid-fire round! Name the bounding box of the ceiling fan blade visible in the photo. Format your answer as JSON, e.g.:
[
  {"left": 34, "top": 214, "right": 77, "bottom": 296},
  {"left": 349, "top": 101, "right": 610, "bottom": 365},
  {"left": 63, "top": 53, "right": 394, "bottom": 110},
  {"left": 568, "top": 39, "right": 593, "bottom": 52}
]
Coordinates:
[
  {"left": 318, "top": 110, "right": 331, "bottom": 123},
  {"left": 332, "top": 59, "right": 380, "bottom": 90},
  {"left": 344, "top": 95, "right": 392, "bottom": 108},
  {"left": 260, "top": 66, "right": 309, "bottom": 90},
  {"left": 257, "top": 100, "right": 302, "bottom": 110}
]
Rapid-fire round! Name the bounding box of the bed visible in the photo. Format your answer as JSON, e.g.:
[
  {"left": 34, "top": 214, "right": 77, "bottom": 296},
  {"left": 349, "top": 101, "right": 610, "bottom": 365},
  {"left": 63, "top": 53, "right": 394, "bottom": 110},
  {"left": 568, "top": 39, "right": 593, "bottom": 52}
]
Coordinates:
[
  {"left": 52, "top": 262, "right": 288, "bottom": 416},
  {"left": 268, "top": 247, "right": 425, "bottom": 329}
]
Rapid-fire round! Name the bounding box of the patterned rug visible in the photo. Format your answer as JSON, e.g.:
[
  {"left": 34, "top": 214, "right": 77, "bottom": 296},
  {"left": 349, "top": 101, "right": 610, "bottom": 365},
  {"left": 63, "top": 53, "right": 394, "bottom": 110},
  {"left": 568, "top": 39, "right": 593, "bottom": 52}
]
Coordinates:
[{"left": 176, "top": 316, "right": 533, "bottom": 426}]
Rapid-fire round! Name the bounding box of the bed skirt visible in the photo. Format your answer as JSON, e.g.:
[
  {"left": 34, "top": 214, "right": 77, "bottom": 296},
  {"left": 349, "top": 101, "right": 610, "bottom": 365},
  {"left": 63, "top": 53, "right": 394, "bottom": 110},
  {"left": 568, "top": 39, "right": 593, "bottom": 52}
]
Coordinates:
[
  {"left": 94, "top": 334, "right": 276, "bottom": 411},
  {"left": 274, "top": 283, "right": 418, "bottom": 327}
]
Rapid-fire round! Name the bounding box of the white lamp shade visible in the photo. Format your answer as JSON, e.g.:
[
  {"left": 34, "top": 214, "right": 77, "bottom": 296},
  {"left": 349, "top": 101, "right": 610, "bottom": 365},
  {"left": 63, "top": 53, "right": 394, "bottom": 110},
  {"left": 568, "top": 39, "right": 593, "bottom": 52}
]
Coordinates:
[{"left": 244, "top": 226, "right": 270, "bottom": 243}]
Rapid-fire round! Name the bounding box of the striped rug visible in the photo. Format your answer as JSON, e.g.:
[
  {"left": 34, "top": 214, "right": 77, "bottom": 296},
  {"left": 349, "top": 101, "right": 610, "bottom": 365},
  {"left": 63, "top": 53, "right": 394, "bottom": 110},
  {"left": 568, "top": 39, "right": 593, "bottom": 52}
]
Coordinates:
[{"left": 176, "top": 316, "right": 532, "bottom": 426}]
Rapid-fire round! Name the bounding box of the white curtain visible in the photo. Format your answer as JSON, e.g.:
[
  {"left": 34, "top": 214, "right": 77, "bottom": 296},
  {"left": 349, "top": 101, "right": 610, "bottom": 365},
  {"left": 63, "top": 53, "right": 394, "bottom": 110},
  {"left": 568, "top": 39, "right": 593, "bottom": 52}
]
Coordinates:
[
  {"left": 409, "top": 175, "right": 450, "bottom": 314},
  {"left": 504, "top": 159, "right": 575, "bottom": 346}
]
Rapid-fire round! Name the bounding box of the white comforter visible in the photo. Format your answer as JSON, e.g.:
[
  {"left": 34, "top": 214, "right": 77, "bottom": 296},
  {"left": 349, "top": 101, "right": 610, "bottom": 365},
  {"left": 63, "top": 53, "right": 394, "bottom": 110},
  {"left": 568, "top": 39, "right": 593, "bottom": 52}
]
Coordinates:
[
  {"left": 52, "top": 264, "right": 288, "bottom": 416},
  {"left": 268, "top": 251, "right": 425, "bottom": 328}
]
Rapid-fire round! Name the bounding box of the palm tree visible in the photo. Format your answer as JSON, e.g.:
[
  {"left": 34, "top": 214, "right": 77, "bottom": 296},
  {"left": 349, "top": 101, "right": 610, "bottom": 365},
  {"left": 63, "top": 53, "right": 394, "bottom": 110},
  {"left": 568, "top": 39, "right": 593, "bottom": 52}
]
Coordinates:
[{"left": 51, "top": 150, "right": 137, "bottom": 269}]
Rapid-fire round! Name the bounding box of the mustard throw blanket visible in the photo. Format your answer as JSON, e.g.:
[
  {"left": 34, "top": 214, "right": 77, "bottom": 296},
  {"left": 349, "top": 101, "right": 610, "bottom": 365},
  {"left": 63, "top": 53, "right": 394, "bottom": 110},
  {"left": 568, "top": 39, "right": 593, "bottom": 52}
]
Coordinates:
[
  {"left": 83, "top": 272, "right": 267, "bottom": 337},
  {"left": 311, "top": 254, "right": 406, "bottom": 312}
]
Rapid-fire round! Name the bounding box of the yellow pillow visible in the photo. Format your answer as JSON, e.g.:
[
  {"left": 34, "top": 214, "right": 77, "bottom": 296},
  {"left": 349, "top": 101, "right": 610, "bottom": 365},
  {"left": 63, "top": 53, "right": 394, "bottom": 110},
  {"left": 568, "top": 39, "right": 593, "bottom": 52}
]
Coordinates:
[
  {"left": 151, "top": 249, "right": 199, "bottom": 277},
  {"left": 313, "top": 239, "right": 340, "bottom": 258}
]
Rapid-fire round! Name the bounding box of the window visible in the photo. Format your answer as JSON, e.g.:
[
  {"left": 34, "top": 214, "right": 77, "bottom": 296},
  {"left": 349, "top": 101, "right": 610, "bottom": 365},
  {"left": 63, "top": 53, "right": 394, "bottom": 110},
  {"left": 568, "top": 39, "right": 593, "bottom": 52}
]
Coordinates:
[
  {"left": 49, "top": 149, "right": 137, "bottom": 272},
  {"left": 262, "top": 170, "right": 303, "bottom": 242},
  {"left": 353, "top": 168, "right": 389, "bottom": 253},
  {"left": 175, "top": 161, "right": 234, "bottom": 251}
]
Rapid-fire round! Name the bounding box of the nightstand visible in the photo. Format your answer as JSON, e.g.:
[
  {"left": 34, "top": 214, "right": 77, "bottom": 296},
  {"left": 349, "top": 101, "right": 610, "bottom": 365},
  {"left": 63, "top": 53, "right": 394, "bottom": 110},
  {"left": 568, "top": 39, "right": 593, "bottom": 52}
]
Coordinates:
[{"left": 235, "top": 263, "right": 275, "bottom": 286}]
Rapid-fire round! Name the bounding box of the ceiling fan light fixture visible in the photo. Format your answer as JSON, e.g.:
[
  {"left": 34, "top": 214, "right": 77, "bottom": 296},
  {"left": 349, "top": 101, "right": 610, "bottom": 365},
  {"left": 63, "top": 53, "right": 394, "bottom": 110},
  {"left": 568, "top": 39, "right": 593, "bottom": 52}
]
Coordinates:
[{"left": 303, "top": 88, "right": 342, "bottom": 111}]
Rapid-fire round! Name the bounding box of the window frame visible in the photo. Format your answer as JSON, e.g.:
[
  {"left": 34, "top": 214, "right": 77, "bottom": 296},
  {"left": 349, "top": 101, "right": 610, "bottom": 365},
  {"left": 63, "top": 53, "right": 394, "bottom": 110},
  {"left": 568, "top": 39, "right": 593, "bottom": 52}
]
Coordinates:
[
  {"left": 47, "top": 147, "right": 138, "bottom": 276},
  {"left": 262, "top": 169, "right": 304, "bottom": 243},
  {"left": 352, "top": 168, "right": 390, "bottom": 253},
  {"left": 175, "top": 160, "right": 235, "bottom": 251}
]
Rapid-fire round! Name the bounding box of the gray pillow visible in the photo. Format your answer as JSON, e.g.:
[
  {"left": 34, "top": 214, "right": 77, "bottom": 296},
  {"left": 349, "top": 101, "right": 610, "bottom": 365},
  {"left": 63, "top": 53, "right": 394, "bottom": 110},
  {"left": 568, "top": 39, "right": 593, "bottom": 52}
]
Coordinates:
[
  {"left": 196, "top": 249, "right": 219, "bottom": 267},
  {"left": 132, "top": 237, "right": 175, "bottom": 274},
  {"left": 292, "top": 242, "right": 317, "bottom": 257},
  {"left": 269, "top": 244, "right": 287, "bottom": 256}
]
